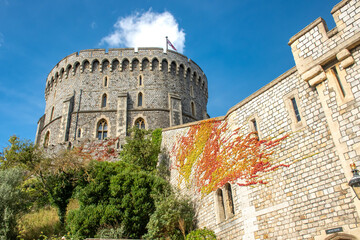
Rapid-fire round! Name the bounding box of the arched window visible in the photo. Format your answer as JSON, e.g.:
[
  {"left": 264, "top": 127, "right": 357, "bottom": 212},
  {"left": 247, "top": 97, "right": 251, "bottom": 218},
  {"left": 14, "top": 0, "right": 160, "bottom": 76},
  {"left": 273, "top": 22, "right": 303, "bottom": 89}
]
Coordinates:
[
  {"left": 138, "top": 92, "right": 143, "bottom": 107},
  {"left": 135, "top": 118, "right": 145, "bottom": 129},
  {"left": 191, "top": 102, "right": 196, "bottom": 117},
  {"left": 44, "top": 131, "right": 50, "bottom": 148},
  {"left": 101, "top": 94, "right": 107, "bottom": 108},
  {"left": 97, "top": 119, "right": 108, "bottom": 140},
  {"left": 216, "top": 189, "right": 226, "bottom": 222},
  {"left": 224, "top": 183, "right": 235, "bottom": 217},
  {"left": 50, "top": 107, "right": 54, "bottom": 121}
]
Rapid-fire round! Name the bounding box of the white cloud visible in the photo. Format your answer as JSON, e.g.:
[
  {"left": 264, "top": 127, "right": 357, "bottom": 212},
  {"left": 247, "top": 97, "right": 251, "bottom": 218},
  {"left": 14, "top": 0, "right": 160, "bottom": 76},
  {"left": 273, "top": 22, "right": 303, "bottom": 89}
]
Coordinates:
[
  {"left": 90, "top": 21, "right": 97, "bottom": 29},
  {"left": 100, "top": 10, "right": 185, "bottom": 53}
]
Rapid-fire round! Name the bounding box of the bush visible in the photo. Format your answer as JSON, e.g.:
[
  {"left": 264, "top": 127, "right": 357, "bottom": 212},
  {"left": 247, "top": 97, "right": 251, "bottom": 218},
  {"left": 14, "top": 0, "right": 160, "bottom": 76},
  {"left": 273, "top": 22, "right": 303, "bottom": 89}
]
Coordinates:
[
  {"left": 144, "top": 193, "right": 195, "bottom": 240},
  {"left": 67, "top": 161, "right": 170, "bottom": 239},
  {"left": 186, "top": 228, "right": 217, "bottom": 240},
  {"left": 0, "top": 168, "right": 28, "bottom": 240}
]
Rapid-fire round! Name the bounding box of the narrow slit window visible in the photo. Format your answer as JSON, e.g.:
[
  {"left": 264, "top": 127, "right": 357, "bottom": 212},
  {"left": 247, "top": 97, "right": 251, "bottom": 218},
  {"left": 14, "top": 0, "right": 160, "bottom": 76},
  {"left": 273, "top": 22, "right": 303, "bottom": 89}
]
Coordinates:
[
  {"left": 291, "top": 98, "right": 301, "bottom": 122},
  {"left": 104, "top": 77, "right": 108, "bottom": 87},
  {"left": 225, "top": 183, "right": 235, "bottom": 216},
  {"left": 191, "top": 102, "right": 196, "bottom": 116},
  {"left": 138, "top": 92, "right": 143, "bottom": 107},
  {"left": 101, "top": 94, "right": 107, "bottom": 108},
  {"left": 77, "top": 128, "right": 81, "bottom": 138},
  {"left": 44, "top": 131, "right": 50, "bottom": 148},
  {"left": 251, "top": 119, "right": 259, "bottom": 140},
  {"left": 139, "top": 75, "right": 142, "bottom": 86},
  {"left": 216, "top": 189, "right": 226, "bottom": 222},
  {"left": 332, "top": 66, "right": 346, "bottom": 97}
]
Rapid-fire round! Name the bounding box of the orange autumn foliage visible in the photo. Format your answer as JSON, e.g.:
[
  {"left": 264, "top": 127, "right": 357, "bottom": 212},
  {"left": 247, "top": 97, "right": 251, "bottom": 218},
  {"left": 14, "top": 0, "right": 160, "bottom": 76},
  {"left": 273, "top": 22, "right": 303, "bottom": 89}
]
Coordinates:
[
  {"left": 74, "top": 137, "right": 119, "bottom": 162},
  {"left": 171, "top": 119, "right": 289, "bottom": 195}
]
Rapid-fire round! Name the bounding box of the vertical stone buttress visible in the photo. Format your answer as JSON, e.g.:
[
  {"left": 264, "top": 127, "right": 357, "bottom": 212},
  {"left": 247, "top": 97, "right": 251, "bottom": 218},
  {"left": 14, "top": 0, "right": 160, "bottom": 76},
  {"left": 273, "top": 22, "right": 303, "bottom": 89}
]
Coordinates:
[
  {"left": 58, "top": 94, "right": 75, "bottom": 143},
  {"left": 116, "top": 92, "right": 128, "bottom": 142},
  {"left": 168, "top": 93, "right": 183, "bottom": 127}
]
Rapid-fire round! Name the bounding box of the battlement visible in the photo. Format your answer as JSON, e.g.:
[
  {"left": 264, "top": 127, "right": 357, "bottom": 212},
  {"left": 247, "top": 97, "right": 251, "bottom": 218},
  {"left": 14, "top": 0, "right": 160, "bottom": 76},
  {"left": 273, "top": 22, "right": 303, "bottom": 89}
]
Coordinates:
[
  {"left": 289, "top": 0, "right": 360, "bottom": 78},
  {"left": 46, "top": 48, "right": 206, "bottom": 87}
]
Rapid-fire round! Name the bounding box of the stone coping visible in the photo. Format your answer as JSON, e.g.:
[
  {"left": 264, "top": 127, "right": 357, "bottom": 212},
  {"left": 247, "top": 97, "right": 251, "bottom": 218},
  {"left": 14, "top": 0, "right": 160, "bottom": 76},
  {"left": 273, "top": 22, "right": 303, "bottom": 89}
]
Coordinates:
[{"left": 288, "top": 17, "right": 325, "bottom": 45}]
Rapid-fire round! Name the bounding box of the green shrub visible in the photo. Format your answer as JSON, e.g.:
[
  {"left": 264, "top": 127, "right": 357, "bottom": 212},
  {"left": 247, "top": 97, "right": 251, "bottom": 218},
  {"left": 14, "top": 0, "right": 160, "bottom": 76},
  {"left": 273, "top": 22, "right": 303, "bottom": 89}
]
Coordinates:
[
  {"left": 186, "top": 228, "right": 217, "bottom": 240},
  {"left": 67, "top": 161, "right": 170, "bottom": 239},
  {"left": 144, "top": 193, "right": 195, "bottom": 240}
]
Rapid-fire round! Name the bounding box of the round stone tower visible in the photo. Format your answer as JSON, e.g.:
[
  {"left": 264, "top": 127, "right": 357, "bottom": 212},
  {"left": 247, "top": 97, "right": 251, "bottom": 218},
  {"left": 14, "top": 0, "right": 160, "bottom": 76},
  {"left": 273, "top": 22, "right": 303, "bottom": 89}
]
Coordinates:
[{"left": 35, "top": 48, "right": 208, "bottom": 149}]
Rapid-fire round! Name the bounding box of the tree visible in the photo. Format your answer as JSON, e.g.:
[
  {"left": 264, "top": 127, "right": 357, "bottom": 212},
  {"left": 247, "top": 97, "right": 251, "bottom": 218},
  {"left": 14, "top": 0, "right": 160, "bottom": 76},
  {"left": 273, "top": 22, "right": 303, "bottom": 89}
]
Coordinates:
[
  {"left": 0, "top": 136, "right": 42, "bottom": 171},
  {"left": 119, "top": 128, "right": 162, "bottom": 172},
  {"left": 0, "top": 136, "right": 87, "bottom": 226},
  {"left": 0, "top": 168, "right": 28, "bottom": 240}
]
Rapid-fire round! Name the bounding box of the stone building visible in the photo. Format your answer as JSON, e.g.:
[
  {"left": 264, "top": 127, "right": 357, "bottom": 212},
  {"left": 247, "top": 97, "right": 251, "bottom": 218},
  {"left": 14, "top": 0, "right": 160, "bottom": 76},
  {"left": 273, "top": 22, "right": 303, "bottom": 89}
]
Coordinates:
[
  {"left": 35, "top": 48, "right": 208, "bottom": 149},
  {"left": 161, "top": 0, "right": 360, "bottom": 239},
  {"left": 35, "top": 0, "right": 360, "bottom": 239}
]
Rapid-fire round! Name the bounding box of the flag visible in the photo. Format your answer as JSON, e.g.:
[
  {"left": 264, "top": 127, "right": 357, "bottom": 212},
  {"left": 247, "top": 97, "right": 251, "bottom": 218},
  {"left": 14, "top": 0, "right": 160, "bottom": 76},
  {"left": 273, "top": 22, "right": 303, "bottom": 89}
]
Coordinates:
[{"left": 167, "top": 38, "right": 177, "bottom": 51}]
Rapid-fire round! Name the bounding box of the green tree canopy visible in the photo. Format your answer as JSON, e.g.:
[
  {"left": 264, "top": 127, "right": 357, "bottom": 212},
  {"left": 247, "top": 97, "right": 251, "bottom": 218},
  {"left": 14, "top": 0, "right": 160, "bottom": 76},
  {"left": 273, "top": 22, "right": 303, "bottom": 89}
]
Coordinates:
[{"left": 119, "top": 128, "right": 162, "bottom": 172}]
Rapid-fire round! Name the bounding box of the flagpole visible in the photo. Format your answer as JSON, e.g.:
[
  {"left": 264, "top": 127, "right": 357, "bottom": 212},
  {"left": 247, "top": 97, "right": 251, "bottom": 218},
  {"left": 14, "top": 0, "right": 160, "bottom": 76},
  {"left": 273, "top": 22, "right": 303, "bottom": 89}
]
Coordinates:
[{"left": 166, "top": 36, "right": 168, "bottom": 53}]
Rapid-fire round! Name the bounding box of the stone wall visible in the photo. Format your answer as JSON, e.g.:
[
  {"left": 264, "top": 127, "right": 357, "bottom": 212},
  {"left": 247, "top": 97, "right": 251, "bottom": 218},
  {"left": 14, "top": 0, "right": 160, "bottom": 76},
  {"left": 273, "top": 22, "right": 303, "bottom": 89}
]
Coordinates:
[
  {"left": 162, "top": 0, "right": 360, "bottom": 239},
  {"left": 35, "top": 48, "right": 208, "bottom": 148}
]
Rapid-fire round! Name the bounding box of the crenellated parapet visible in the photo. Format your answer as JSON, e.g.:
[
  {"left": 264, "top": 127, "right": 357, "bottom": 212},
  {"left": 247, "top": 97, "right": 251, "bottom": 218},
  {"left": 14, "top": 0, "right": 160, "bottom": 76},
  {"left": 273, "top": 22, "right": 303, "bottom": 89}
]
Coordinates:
[
  {"left": 45, "top": 48, "right": 208, "bottom": 99},
  {"left": 289, "top": 0, "right": 359, "bottom": 86}
]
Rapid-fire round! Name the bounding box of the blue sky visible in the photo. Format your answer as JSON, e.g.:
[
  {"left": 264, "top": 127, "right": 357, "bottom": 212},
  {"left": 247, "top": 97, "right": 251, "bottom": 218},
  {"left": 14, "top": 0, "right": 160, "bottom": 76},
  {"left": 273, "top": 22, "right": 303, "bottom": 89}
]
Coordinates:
[{"left": 0, "top": 0, "right": 339, "bottom": 148}]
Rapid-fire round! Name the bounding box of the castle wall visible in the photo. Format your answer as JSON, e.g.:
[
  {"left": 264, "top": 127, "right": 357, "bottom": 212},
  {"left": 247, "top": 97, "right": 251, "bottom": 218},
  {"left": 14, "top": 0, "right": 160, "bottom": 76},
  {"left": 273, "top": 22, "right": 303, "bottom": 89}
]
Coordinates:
[
  {"left": 37, "top": 48, "right": 208, "bottom": 149},
  {"left": 162, "top": 0, "right": 360, "bottom": 239}
]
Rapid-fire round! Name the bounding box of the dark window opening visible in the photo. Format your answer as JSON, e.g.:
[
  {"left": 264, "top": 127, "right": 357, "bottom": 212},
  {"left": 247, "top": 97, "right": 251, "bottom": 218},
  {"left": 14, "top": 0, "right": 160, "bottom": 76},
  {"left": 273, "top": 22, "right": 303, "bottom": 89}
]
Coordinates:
[
  {"left": 101, "top": 94, "right": 107, "bottom": 108},
  {"left": 332, "top": 66, "right": 346, "bottom": 97},
  {"left": 138, "top": 92, "right": 143, "bottom": 107},
  {"left": 291, "top": 98, "right": 301, "bottom": 122}
]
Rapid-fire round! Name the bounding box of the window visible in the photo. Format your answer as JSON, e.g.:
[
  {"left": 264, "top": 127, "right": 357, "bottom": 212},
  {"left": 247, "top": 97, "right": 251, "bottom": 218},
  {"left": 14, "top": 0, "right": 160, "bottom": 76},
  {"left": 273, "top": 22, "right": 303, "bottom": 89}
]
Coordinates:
[
  {"left": 324, "top": 62, "right": 354, "bottom": 105},
  {"left": 215, "top": 183, "right": 235, "bottom": 224},
  {"left": 139, "top": 75, "right": 143, "bottom": 86},
  {"left": 101, "top": 94, "right": 107, "bottom": 108},
  {"left": 135, "top": 118, "right": 145, "bottom": 129},
  {"left": 190, "top": 86, "right": 194, "bottom": 97},
  {"left": 251, "top": 119, "right": 259, "bottom": 140},
  {"left": 216, "top": 189, "right": 226, "bottom": 223},
  {"left": 291, "top": 98, "right": 301, "bottom": 122},
  {"left": 104, "top": 76, "right": 108, "bottom": 87},
  {"left": 50, "top": 107, "right": 54, "bottom": 121},
  {"left": 44, "top": 131, "right": 50, "bottom": 148},
  {"left": 77, "top": 128, "right": 81, "bottom": 138},
  {"left": 138, "top": 92, "right": 143, "bottom": 107},
  {"left": 191, "top": 102, "right": 196, "bottom": 117},
  {"left": 331, "top": 67, "right": 345, "bottom": 97},
  {"left": 283, "top": 91, "right": 306, "bottom": 131},
  {"left": 97, "top": 119, "right": 108, "bottom": 140},
  {"left": 224, "top": 183, "right": 235, "bottom": 217}
]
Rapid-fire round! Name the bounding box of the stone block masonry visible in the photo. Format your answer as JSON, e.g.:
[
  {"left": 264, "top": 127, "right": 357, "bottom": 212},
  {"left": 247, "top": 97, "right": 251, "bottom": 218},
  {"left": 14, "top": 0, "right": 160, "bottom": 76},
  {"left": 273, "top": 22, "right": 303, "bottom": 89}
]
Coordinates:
[{"left": 162, "top": 0, "right": 360, "bottom": 239}]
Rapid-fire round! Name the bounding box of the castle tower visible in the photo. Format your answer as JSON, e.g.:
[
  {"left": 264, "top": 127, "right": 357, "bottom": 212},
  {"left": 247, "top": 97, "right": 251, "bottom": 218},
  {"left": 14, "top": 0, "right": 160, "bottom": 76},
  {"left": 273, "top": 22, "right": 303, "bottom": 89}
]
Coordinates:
[{"left": 35, "top": 48, "right": 208, "bottom": 149}]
